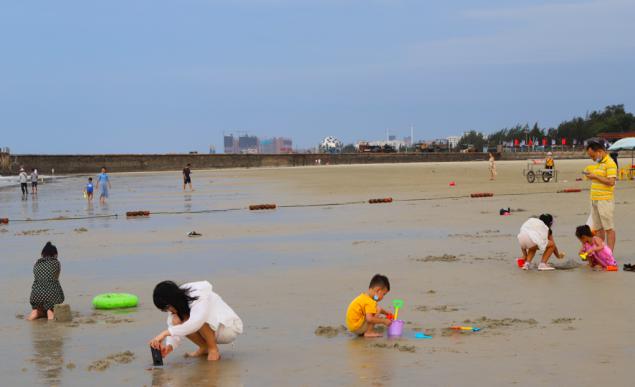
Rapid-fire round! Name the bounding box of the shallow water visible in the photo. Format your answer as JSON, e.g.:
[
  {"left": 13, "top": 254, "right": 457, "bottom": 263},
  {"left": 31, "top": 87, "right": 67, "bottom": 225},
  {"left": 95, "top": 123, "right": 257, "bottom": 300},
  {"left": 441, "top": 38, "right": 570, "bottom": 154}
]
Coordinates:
[{"left": 2, "top": 161, "right": 635, "bottom": 386}]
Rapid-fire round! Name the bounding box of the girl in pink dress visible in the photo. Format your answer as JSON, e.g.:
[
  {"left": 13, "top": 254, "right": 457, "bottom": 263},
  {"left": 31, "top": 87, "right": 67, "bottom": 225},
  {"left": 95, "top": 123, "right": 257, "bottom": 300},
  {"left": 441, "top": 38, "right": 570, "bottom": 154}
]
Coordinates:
[{"left": 575, "top": 225, "right": 616, "bottom": 269}]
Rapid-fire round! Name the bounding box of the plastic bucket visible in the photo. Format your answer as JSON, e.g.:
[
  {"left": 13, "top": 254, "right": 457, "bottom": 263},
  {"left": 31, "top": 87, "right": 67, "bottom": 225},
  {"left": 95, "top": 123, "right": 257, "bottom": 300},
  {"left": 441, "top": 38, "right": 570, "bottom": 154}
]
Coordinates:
[
  {"left": 516, "top": 258, "right": 525, "bottom": 268},
  {"left": 387, "top": 320, "right": 405, "bottom": 337}
]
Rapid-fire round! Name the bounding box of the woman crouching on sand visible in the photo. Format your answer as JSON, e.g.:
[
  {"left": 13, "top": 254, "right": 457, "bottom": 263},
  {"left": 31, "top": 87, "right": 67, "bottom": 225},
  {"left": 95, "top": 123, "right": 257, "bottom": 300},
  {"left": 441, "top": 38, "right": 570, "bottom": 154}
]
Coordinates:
[
  {"left": 149, "top": 281, "right": 243, "bottom": 361},
  {"left": 28, "top": 242, "right": 65, "bottom": 320},
  {"left": 517, "top": 214, "right": 565, "bottom": 271}
]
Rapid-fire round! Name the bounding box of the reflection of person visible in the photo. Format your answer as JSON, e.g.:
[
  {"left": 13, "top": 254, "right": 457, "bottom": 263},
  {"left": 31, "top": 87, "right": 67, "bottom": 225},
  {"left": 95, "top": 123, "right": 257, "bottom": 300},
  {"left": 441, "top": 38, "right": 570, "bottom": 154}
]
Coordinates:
[
  {"left": 517, "top": 214, "right": 564, "bottom": 271},
  {"left": 488, "top": 153, "right": 497, "bottom": 180},
  {"left": 583, "top": 140, "right": 617, "bottom": 252},
  {"left": 150, "top": 281, "right": 243, "bottom": 361},
  {"left": 28, "top": 242, "right": 65, "bottom": 320},
  {"left": 95, "top": 167, "right": 111, "bottom": 205},
  {"left": 183, "top": 163, "right": 194, "bottom": 191},
  {"left": 345, "top": 274, "right": 392, "bottom": 337},
  {"left": 576, "top": 225, "right": 616, "bottom": 270}
]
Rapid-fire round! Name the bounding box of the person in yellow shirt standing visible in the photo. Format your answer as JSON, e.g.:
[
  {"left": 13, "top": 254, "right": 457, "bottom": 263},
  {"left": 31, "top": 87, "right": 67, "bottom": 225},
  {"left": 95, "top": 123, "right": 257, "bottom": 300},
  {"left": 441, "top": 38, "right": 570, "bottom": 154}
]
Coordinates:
[
  {"left": 583, "top": 139, "right": 617, "bottom": 252},
  {"left": 345, "top": 274, "right": 392, "bottom": 337}
]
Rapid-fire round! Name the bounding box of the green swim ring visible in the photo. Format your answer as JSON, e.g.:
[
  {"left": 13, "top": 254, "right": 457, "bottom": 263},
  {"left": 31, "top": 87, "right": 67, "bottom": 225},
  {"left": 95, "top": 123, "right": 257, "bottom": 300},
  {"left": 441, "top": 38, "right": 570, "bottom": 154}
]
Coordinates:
[{"left": 92, "top": 293, "right": 139, "bottom": 309}]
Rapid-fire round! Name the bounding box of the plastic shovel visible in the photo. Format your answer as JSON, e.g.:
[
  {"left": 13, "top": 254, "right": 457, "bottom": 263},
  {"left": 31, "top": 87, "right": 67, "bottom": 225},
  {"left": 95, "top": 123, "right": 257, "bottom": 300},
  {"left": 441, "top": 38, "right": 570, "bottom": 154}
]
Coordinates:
[{"left": 392, "top": 299, "right": 404, "bottom": 320}]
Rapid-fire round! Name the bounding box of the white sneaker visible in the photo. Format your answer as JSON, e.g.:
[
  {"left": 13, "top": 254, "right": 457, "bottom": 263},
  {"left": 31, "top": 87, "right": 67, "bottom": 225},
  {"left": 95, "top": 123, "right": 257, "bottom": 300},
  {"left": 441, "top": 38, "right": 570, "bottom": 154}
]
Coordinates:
[
  {"left": 522, "top": 262, "right": 530, "bottom": 270},
  {"left": 538, "top": 262, "right": 555, "bottom": 271}
]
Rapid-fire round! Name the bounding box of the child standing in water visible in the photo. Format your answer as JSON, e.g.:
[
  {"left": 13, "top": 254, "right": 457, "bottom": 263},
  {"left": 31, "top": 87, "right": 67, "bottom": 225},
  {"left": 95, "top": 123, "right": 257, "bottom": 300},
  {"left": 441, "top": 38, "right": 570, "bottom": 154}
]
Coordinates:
[
  {"left": 576, "top": 225, "right": 616, "bottom": 270},
  {"left": 85, "top": 177, "right": 94, "bottom": 201},
  {"left": 27, "top": 242, "right": 64, "bottom": 320},
  {"left": 345, "top": 274, "right": 392, "bottom": 337}
]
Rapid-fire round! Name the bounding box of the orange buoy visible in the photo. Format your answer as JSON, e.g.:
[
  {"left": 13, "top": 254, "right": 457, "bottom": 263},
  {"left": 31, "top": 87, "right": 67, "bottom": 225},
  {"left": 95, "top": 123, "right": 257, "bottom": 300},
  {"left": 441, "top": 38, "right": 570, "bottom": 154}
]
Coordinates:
[
  {"left": 249, "top": 204, "right": 277, "bottom": 211},
  {"left": 0, "top": 218, "right": 8, "bottom": 224},
  {"left": 470, "top": 193, "right": 494, "bottom": 198},
  {"left": 558, "top": 188, "right": 581, "bottom": 193},
  {"left": 126, "top": 211, "right": 150, "bottom": 217},
  {"left": 369, "top": 198, "right": 393, "bottom": 204}
]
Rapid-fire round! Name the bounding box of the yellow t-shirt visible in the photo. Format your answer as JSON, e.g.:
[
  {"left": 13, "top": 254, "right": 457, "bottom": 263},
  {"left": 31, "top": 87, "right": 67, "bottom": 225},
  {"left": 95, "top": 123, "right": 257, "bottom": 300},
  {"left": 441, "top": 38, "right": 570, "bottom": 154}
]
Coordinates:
[
  {"left": 545, "top": 158, "right": 554, "bottom": 167},
  {"left": 346, "top": 293, "right": 377, "bottom": 331},
  {"left": 590, "top": 155, "right": 617, "bottom": 201}
]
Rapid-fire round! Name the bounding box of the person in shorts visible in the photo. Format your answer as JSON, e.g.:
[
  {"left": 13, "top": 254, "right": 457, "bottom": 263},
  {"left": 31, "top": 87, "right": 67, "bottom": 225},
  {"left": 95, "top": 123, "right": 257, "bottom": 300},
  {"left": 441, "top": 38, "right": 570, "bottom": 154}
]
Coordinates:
[
  {"left": 183, "top": 163, "right": 194, "bottom": 191},
  {"left": 30, "top": 168, "right": 39, "bottom": 194},
  {"left": 583, "top": 139, "right": 617, "bottom": 252}
]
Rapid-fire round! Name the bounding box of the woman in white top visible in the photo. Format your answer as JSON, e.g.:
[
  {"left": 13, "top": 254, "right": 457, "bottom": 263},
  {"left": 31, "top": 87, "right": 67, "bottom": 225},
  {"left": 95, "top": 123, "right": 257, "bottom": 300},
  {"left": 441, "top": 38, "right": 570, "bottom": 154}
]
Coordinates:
[
  {"left": 149, "top": 281, "right": 243, "bottom": 361},
  {"left": 517, "top": 214, "right": 565, "bottom": 271}
]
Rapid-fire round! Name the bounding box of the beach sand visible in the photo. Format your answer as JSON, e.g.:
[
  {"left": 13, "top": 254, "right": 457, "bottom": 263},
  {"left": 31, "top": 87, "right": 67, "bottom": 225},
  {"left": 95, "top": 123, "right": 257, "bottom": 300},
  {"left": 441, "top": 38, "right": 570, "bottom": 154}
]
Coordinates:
[{"left": 1, "top": 159, "right": 634, "bottom": 386}]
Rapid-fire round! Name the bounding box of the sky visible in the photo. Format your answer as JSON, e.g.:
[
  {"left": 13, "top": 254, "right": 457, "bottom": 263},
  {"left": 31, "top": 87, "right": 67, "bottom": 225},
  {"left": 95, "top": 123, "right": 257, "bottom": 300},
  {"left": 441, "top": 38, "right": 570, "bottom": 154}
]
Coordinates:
[{"left": 1, "top": 0, "right": 634, "bottom": 154}]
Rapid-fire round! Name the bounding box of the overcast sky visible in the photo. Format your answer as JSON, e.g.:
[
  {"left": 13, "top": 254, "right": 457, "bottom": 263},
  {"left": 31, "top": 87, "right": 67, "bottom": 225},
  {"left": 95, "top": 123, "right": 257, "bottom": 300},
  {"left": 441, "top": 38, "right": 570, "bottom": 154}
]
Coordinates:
[{"left": 1, "top": 0, "right": 634, "bottom": 153}]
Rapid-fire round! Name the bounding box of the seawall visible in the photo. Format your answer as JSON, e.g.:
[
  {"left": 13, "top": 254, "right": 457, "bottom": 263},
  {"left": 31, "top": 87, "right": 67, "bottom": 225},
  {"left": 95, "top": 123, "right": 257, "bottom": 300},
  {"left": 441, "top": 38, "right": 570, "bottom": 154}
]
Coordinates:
[{"left": 0, "top": 151, "right": 586, "bottom": 175}]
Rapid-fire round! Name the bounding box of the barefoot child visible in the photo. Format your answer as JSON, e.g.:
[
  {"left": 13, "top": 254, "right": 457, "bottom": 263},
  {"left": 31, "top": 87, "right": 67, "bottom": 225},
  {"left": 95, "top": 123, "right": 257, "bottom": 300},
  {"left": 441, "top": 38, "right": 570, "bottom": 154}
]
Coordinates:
[
  {"left": 575, "top": 225, "right": 616, "bottom": 270},
  {"left": 517, "top": 214, "right": 565, "bottom": 271},
  {"left": 85, "top": 177, "right": 94, "bottom": 201},
  {"left": 27, "top": 242, "right": 64, "bottom": 320},
  {"left": 149, "top": 281, "right": 243, "bottom": 361},
  {"left": 345, "top": 274, "right": 392, "bottom": 337}
]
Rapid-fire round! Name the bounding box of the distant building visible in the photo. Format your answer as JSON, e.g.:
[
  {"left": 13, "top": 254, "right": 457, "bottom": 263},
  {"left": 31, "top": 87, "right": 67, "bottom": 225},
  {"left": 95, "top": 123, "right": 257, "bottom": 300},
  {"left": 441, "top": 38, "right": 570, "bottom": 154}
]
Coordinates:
[
  {"left": 404, "top": 136, "right": 412, "bottom": 146},
  {"left": 447, "top": 136, "right": 460, "bottom": 150},
  {"left": 209, "top": 145, "right": 216, "bottom": 154},
  {"left": 224, "top": 133, "right": 259, "bottom": 154},
  {"left": 260, "top": 137, "right": 293, "bottom": 154},
  {"left": 224, "top": 134, "right": 291, "bottom": 154},
  {"left": 224, "top": 135, "right": 238, "bottom": 154},
  {"left": 388, "top": 135, "right": 397, "bottom": 141},
  {"left": 319, "top": 136, "right": 343, "bottom": 153}
]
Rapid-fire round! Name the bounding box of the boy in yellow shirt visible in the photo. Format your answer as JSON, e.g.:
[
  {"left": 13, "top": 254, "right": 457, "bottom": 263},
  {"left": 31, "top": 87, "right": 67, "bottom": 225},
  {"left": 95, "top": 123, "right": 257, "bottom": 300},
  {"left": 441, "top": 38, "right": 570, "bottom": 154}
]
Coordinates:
[{"left": 345, "top": 274, "right": 392, "bottom": 337}]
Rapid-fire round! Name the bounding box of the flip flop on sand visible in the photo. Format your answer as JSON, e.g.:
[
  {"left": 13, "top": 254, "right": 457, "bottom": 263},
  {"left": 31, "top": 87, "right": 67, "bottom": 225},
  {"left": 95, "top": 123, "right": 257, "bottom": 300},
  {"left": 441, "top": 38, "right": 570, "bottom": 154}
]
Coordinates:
[{"left": 187, "top": 231, "right": 202, "bottom": 237}]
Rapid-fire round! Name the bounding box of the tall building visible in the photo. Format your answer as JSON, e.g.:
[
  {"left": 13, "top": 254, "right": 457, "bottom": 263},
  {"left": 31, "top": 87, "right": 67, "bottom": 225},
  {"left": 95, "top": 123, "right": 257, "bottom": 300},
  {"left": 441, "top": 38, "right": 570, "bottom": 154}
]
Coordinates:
[
  {"left": 224, "top": 135, "right": 238, "bottom": 154},
  {"left": 259, "top": 137, "right": 293, "bottom": 154},
  {"left": 447, "top": 136, "right": 460, "bottom": 149}
]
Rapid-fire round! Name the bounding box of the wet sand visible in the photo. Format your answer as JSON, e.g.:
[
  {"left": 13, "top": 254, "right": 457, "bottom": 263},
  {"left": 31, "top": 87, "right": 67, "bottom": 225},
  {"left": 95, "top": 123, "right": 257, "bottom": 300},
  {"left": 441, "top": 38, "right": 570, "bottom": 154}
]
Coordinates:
[{"left": 1, "top": 159, "right": 635, "bottom": 386}]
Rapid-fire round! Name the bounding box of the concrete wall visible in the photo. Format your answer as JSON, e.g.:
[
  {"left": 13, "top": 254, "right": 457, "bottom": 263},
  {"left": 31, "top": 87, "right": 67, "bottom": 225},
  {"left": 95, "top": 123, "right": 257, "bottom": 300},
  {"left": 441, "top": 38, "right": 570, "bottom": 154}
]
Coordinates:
[
  {"left": 0, "top": 151, "right": 587, "bottom": 175},
  {"left": 2, "top": 152, "right": 494, "bottom": 175}
]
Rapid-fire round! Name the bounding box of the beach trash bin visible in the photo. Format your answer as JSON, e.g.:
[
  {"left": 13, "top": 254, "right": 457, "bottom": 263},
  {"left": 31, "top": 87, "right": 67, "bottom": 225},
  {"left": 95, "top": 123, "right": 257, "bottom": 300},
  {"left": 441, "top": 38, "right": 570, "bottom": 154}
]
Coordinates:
[{"left": 387, "top": 320, "right": 405, "bottom": 337}]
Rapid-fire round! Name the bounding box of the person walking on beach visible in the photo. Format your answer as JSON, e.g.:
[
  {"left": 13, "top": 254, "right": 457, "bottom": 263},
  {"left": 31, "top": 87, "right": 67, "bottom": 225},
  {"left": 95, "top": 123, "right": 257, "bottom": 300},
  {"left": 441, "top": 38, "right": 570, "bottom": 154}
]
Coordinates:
[
  {"left": 583, "top": 139, "right": 617, "bottom": 252},
  {"left": 95, "top": 167, "right": 111, "bottom": 205},
  {"left": 149, "top": 280, "right": 243, "bottom": 361},
  {"left": 18, "top": 167, "right": 29, "bottom": 197},
  {"left": 27, "top": 242, "right": 64, "bottom": 321},
  {"left": 30, "top": 168, "right": 39, "bottom": 195},
  {"left": 488, "top": 153, "right": 497, "bottom": 180},
  {"left": 183, "top": 163, "right": 194, "bottom": 191}
]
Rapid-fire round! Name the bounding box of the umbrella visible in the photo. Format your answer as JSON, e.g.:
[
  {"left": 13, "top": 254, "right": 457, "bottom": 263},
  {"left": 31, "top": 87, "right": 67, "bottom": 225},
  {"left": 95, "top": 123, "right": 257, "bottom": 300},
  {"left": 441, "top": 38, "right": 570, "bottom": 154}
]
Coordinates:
[{"left": 608, "top": 137, "right": 635, "bottom": 171}]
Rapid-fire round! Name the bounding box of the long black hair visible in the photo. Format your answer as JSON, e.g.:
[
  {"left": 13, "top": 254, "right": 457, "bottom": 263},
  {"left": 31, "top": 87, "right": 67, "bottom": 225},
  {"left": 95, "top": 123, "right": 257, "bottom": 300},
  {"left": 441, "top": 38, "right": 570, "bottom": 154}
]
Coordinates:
[
  {"left": 41, "top": 242, "right": 58, "bottom": 258},
  {"left": 153, "top": 281, "right": 198, "bottom": 321}
]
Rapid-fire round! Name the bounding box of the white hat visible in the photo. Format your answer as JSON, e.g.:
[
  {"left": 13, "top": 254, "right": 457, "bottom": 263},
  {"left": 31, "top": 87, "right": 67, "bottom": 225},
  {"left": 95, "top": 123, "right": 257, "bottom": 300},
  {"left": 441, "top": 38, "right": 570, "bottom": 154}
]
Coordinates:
[
  {"left": 547, "top": 152, "right": 552, "bottom": 156},
  {"left": 19, "top": 167, "right": 24, "bottom": 171}
]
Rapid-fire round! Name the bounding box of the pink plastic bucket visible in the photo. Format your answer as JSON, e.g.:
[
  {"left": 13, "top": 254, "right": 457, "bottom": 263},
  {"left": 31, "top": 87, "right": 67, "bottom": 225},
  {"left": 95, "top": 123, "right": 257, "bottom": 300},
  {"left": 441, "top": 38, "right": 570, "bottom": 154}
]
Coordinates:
[{"left": 387, "top": 320, "right": 405, "bottom": 337}]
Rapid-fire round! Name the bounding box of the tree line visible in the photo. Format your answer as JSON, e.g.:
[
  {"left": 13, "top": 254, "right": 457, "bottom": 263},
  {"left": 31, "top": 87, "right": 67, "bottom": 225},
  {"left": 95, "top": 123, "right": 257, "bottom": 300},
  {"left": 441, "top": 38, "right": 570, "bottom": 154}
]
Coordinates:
[{"left": 458, "top": 105, "right": 635, "bottom": 150}]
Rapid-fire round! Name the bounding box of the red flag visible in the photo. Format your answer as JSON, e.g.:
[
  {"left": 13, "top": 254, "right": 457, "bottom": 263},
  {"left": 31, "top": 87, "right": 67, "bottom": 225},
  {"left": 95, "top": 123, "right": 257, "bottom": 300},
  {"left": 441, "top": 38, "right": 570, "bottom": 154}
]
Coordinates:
[
  {"left": 561, "top": 138, "right": 566, "bottom": 145},
  {"left": 529, "top": 139, "right": 533, "bottom": 146},
  {"left": 542, "top": 138, "right": 547, "bottom": 146},
  {"left": 514, "top": 139, "right": 519, "bottom": 146}
]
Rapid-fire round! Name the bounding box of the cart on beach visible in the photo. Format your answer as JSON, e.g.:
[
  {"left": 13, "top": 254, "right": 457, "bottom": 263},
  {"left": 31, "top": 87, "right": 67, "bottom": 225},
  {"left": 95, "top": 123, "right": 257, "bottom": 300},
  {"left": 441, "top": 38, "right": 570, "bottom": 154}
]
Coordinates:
[{"left": 522, "top": 159, "right": 557, "bottom": 183}]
